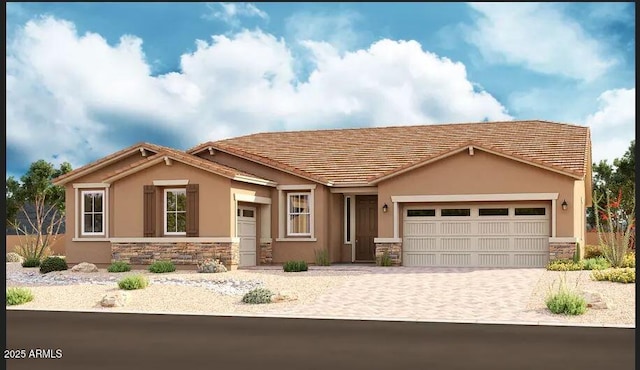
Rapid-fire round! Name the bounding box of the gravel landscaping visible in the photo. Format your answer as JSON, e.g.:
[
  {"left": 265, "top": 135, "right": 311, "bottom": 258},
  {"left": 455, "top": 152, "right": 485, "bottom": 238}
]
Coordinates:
[{"left": 5, "top": 262, "right": 635, "bottom": 326}]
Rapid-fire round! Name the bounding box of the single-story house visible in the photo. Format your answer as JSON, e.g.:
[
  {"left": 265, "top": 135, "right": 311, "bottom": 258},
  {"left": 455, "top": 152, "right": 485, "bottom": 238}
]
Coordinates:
[{"left": 52, "top": 120, "right": 592, "bottom": 269}]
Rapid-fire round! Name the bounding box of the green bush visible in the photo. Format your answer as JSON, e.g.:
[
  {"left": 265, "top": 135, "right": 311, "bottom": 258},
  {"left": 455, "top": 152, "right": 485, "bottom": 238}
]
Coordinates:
[
  {"left": 6, "top": 287, "right": 35, "bottom": 306},
  {"left": 6, "top": 252, "right": 24, "bottom": 263},
  {"left": 580, "top": 257, "right": 610, "bottom": 270},
  {"left": 21, "top": 257, "right": 41, "bottom": 268},
  {"left": 108, "top": 261, "right": 132, "bottom": 273},
  {"left": 377, "top": 251, "right": 393, "bottom": 266},
  {"left": 546, "top": 291, "right": 587, "bottom": 315},
  {"left": 118, "top": 275, "right": 149, "bottom": 290},
  {"left": 572, "top": 243, "right": 582, "bottom": 263},
  {"left": 39, "top": 256, "right": 68, "bottom": 274},
  {"left": 148, "top": 261, "right": 176, "bottom": 273},
  {"left": 283, "top": 260, "right": 308, "bottom": 272},
  {"left": 545, "top": 274, "right": 587, "bottom": 315},
  {"left": 584, "top": 245, "right": 603, "bottom": 259},
  {"left": 314, "top": 249, "right": 331, "bottom": 266},
  {"left": 242, "top": 288, "right": 274, "bottom": 304},
  {"left": 546, "top": 259, "right": 582, "bottom": 271},
  {"left": 591, "top": 268, "right": 635, "bottom": 284},
  {"left": 621, "top": 252, "right": 635, "bottom": 268}
]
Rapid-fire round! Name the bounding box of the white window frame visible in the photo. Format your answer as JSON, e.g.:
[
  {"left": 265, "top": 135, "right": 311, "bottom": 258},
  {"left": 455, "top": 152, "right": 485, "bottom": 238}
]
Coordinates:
[
  {"left": 164, "top": 188, "right": 187, "bottom": 236},
  {"left": 287, "top": 192, "right": 312, "bottom": 237},
  {"left": 81, "top": 190, "right": 105, "bottom": 236}
]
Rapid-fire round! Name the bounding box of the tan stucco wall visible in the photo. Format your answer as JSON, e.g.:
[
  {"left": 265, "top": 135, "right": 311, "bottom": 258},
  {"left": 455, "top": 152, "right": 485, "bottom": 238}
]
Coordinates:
[
  {"left": 73, "top": 151, "right": 154, "bottom": 183},
  {"left": 377, "top": 149, "right": 580, "bottom": 239},
  {"left": 574, "top": 179, "right": 586, "bottom": 248},
  {"left": 111, "top": 161, "right": 232, "bottom": 237},
  {"left": 6, "top": 234, "right": 66, "bottom": 256}
]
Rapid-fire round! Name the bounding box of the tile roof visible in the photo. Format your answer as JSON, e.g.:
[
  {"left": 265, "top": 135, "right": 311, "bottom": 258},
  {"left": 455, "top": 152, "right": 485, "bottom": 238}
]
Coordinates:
[{"left": 191, "top": 120, "right": 591, "bottom": 185}]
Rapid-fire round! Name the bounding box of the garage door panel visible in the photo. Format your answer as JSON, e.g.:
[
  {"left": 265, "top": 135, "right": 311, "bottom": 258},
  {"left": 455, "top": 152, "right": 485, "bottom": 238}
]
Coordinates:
[
  {"left": 441, "top": 222, "right": 471, "bottom": 234},
  {"left": 513, "top": 221, "right": 548, "bottom": 234},
  {"left": 478, "top": 254, "right": 510, "bottom": 266},
  {"left": 478, "top": 222, "right": 510, "bottom": 234},
  {"left": 404, "top": 238, "right": 437, "bottom": 251},
  {"left": 513, "top": 254, "right": 548, "bottom": 267},
  {"left": 478, "top": 238, "right": 510, "bottom": 251},
  {"left": 403, "top": 203, "right": 549, "bottom": 268},
  {"left": 441, "top": 238, "right": 472, "bottom": 250},
  {"left": 441, "top": 254, "right": 471, "bottom": 266},
  {"left": 405, "top": 222, "right": 436, "bottom": 235}
]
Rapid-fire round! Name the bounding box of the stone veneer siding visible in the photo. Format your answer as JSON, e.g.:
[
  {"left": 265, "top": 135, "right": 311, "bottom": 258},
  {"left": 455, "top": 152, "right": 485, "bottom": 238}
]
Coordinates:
[
  {"left": 549, "top": 242, "right": 577, "bottom": 261},
  {"left": 375, "top": 242, "right": 402, "bottom": 266},
  {"left": 111, "top": 242, "right": 239, "bottom": 269},
  {"left": 259, "top": 240, "right": 273, "bottom": 265}
]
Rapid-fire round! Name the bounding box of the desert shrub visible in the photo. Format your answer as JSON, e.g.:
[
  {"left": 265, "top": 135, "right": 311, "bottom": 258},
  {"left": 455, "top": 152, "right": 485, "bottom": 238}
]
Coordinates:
[
  {"left": 21, "top": 257, "right": 41, "bottom": 268},
  {"left": 377, "top": 251, "right": 393, "bottom": 266},
  {"left": 314, "top": 249, "right": 331, "bottom": 266},
  {"left": 39, "top": 256, "right": 68, "bottom": 274},
  {"left": 242, "top": 288, "right": 274, "bottom": 304},
  {"left": 621, "top": 252, "right": 635, "bottom": 268},
  {"left": 546, "top": 259, "right": 582, "bottom": 271},
  {"left": 591, "top": 268, "right": 635, "bottom": 284},
  {"left": 6, "top": 252, "right": 24, "bottom": 263},
  {"left": 148, "top": 261, "right": 176, "bottom": 273},
  {"left": 545, "top": 274, "right": 587, "bottom": 315},
  {"left": 108, "top": 261, "right": 132, "bottom": 273},
  {"left": 6, "top": 287, "right": 35, "bottom": 306},
  {"left": 197, "top": 259, "right": 228, "bottom": 273},
  {"left": 283, "top": 260, "right": 308, "bottom": 272},
  {"left": 584, "top": 245, "right": 603, "bottom": 259},
  {"left": 580, "top": 257, "right": 610, "bottom": 270},
  {"left": 118, "top": 275, "right": 149, "bottom": 290}
]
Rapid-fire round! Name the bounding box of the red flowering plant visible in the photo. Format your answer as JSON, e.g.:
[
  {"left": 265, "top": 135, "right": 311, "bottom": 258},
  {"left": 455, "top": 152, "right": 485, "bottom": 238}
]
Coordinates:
[{"left": 594, "top": 188, "right": 635, "bottom": 267}]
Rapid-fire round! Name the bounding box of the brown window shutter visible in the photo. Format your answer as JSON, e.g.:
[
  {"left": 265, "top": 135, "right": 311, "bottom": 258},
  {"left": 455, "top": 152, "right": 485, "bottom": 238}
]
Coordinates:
[
  {"left": 186, "top": 184, "right": 199, "bottom": 237},
  {"left": 143, "top": 185, "right": 156, "bottom": 237}
]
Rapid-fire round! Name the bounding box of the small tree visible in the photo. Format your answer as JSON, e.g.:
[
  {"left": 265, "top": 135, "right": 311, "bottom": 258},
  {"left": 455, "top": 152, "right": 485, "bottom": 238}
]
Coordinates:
[
  {"left": 594, "top": 188, "right": 635, "bottom": 267},
  {"left": 6, "top": 160, "right": 71, "bottom": 260}
]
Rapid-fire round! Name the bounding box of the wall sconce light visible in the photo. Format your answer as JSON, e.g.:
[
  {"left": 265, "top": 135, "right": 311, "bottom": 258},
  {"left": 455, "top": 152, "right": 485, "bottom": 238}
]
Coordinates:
[
  {"left": 382, "top": 203, "right": 388, "bottom": 213},
  {"left": 561, "top": 200, "right": 568, "bottom": 210}
]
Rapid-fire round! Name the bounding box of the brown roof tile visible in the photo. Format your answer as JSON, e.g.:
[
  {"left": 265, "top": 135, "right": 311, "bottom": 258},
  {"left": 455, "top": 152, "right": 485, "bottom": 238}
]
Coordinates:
[{"left": 194, "top": 120, "right": 590, "bottom": 185}]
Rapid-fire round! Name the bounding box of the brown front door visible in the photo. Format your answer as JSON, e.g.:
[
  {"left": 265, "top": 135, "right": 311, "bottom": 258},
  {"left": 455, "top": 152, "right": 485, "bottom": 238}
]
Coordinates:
[{"left": 356, "top": 195, "right": 378, "bottom": 261}]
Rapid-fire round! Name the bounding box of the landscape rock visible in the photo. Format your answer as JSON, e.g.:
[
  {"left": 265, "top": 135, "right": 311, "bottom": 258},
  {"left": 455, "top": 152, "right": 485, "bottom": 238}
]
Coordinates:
[
  {"left": 100, "top": 291, "right": 129, "bottom": 307},
  {"left": 71, "top": 262, "right": 99, "bottom": 273},
  {"left": 271, "top": 290, "right": 298, "bottom": 303},
  {"left": 580, "top": 290, "right": 614, "bottom": 310}
]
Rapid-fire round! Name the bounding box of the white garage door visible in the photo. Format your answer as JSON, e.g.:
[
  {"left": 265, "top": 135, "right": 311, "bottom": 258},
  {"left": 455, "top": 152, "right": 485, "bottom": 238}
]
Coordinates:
[{"left": 403, "top": 204, "right": 550, "bottom": 267}]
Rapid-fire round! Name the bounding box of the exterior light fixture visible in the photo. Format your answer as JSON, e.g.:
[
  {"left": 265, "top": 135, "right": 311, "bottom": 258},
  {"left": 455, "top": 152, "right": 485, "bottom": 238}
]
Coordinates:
[
  {"left": 382, "top": 203, "right": 388, "bottom": 213},
  {"left": 561, "top": 200, "right": 568, "bottom": 210}
]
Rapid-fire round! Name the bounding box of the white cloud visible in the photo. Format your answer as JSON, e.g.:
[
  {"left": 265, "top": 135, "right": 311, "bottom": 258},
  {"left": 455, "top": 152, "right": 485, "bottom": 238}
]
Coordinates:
[
  {"left": 585, "top": 88, "right": 635, "bottom": 164},
  {"left": 202, "top": 2, "right": 268, "bottom": 27},
  {"left": 466, "top": 2, "right": 616, "bottom": 82},
  {"left": 6, "top": 16, "right": 511, "bottom": 172},
  {"left": 285, "top": 10, "right": 363, "bottom": 52}
]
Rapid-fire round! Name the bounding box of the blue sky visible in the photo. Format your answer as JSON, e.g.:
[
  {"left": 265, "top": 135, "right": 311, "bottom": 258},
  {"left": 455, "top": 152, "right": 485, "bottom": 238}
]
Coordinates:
[{"left": 6, "top": 2, "right": 636, "bottom": 179}]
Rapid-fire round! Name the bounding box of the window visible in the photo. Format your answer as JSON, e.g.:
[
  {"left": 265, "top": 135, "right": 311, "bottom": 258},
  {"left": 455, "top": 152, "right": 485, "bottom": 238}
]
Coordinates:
[
  {"left": 287, "top": 193, "right": 311, "bottom": 236},
  {"left": 515, "top": 207, "right": 546, "bottom": 216},
  {"left": 81, "top": 190, "right": 105, "bottom": 235},
  {"left": 164, "top": 189, "right": 187, "bottom": 235},
  {"left": 479, "top": 208, "right": 509, "bottom": 216},
  {"left": 344, "top": 196, "right": 352, "bottom": 243},
  {"left": 243, "top": 209, "right": 254, "bottom": 218},
  {"left": 441, "top": 208, "right": 471, "bottom": 217},
  {"left": 407, "top": 209, "right": 436, "bottom": 217}
]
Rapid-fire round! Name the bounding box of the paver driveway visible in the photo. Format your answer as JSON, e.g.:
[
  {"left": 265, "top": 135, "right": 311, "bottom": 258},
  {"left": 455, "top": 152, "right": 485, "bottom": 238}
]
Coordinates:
[{"left": 265, "top": 266, "right": 555, "bottom": 323}]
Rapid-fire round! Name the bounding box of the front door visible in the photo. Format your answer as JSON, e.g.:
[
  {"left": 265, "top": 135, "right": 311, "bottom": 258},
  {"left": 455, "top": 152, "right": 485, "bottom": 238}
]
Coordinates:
[
  {"left": 237, "top": 206, "right": 257, "bottom": 268},
  {"left": 355, "top": 195, "right": 377, "bottom": 261}
]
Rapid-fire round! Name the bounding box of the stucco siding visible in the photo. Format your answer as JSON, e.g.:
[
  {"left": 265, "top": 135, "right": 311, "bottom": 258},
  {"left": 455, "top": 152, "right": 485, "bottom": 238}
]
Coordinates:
[{"left": 377, "top": 149, "right": 579, "bottom": 239}]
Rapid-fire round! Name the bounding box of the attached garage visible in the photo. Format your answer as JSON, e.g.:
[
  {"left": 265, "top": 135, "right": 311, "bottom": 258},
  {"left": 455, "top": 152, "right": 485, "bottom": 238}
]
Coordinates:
[{"left": 402, "top": 202, "right": 550, "bottom": 267}]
